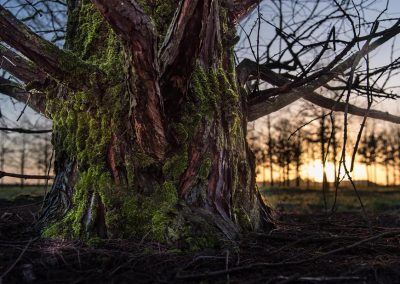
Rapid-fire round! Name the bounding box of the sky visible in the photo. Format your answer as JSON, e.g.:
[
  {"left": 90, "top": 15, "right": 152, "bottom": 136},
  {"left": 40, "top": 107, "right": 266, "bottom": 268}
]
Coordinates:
[{"left": 237, "top": 0, "right": 400, "bottom": 115}]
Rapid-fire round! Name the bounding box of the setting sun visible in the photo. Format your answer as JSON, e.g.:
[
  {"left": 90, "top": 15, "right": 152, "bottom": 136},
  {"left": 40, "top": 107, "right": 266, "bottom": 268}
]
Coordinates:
[
  {"left": 256, "top": 159, "right": 392, "bottom": 185},
  {"left": 301, "top": 160, "right": 336, "bottom": 183},
  {"left": 301, "top": 160, "right": 368, "bottom": 183}
]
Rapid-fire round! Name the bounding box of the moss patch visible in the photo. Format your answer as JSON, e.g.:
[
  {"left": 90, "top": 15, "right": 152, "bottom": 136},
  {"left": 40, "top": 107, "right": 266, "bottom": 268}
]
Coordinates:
[{"left": 137, "top": 0, "right": 180, "bottom": 41}]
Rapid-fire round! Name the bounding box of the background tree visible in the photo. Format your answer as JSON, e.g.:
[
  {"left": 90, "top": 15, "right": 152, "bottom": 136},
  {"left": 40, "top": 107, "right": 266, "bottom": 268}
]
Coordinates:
[
  {"left": 318, "top": 113, "right": 330, "bottom": 203},
  {"left": 395, "top": 128, "right": 400, "bottom": 186},
  {"left": 387, "top": 126, "right": 399, "bottom": 186},
  {"left": 369, "top": 131, "right": 379, "bottom": 185},
  {"left": 34, "top": 133, "right": 52, "bottom": 181},
  {"left": 303, "top": 110, "right": 331, "bottom": 207},
  {"left": 387, "top": 135, "right": 397, "bottom": 186},
  {"left": 292, "top": 129, "right": 303, "bottom": 188},
  {"left": 18, "top": 132, "right": 27, "bottom": 187},
  {"left": 358, "top": 130, "right": 373, "bottom": 186},
  {"left": 248, "top": 127, "right": 268, "bottom": 187},
  {"left": 266, "top": 116, "right": 275, "bottom": 187},
  {"left": 329, "top": 115, "right": 341, "bottom": 187},
  {"left": 274, "top": 118, "right": 294, "bottom": 187},
  {"left": 0, "top": 131, "right": 9, "bottom": 185},
  {"left": 377, "top": 131, "right": 391, "bottom": 187}
]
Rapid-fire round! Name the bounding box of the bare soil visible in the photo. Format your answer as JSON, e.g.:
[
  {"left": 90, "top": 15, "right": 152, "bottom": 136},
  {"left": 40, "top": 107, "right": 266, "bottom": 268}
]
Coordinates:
[{"left": 0, "top": 196, "right": 399, "bottom": 284}]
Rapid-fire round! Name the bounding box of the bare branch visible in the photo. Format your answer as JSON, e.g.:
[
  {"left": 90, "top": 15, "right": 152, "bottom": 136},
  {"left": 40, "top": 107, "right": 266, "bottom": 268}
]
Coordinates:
[
  {"left": 0, "top": 45, "right": 47, "bottom": 84},
  {"left": 241, "top": 59, "right": 400, "bottom": 123},
  {"left": 301, "top": 92, "right": 400, "bottom": 124},
  {"left": 247, "top": 92, "right": 301, "bottom": 121},
  {"left": 248, "top": 85, "right": 400, "bottom": 123},
  {"left": 230, "top": 0, "right": 261, "bottom": 24},
  {"left": 0, "top": 5, "right": 103, "bottom": 90},
  {"left": 241, "top": 19, "right": 400, "bottom": 108},
  {"left": 282, "top": 20, "right": 400, "bottom": 94},
  {"left": 0, "top": 77, "right": 46, "bottom": 113},
  {"left": 0, "top": 77, "right": 29, "bottom": 102},
  {"left": 0, "top": 127, "right": 52, "bottom": 134},
  {"left": 0, "top": 170, "right": 52, "bottom": 180}
]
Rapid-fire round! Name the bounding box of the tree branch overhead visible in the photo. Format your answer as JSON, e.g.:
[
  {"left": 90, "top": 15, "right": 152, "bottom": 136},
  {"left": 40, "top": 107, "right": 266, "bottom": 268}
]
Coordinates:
[
  {"left": 0, "top": 45, "right": 48, "bottom": 84},
  {"left": 240, "top": 58, "right": 400, "bottom": 123},
  {"left": 0, "top": 77, "right": 46, "bottom": 114},
  {"left": 230, "top": 0, "right": 262, "bottom": 23},
  {"left": 0, "top": 5, "right": 103, "bottom": 90}
]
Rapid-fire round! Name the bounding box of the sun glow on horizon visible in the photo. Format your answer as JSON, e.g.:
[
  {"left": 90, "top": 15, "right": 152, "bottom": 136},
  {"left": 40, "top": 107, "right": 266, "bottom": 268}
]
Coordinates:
[
  {"left": 301, "top": 160, "right": 368, "bottom": 183},
  {"left": 255, "top": 159, "right": 393, "bottom": 185}
]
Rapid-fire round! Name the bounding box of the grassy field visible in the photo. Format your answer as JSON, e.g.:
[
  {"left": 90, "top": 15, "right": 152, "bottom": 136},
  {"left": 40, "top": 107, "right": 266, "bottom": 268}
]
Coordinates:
[
  {"left": 261, "top": 186, "right": 400, "bottom": 213},
  {"left": 1, "top": 183, "right": 399, "bottom": 214},
  {"left": 0, "top": 184, "right": 48, "bottom": 200}
]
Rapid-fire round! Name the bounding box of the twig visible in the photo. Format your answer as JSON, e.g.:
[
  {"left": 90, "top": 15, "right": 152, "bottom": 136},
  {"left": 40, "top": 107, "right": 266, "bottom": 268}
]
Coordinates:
[
  {"left": 276, "top": 275, "right": 366, "bottom": 283},
  {"left": 0, "top": 127, "right": 52, "bottom": 134},
  {"left": 176, "top": 230, "right": 400, "bottom": 279},
  {"left": 0, "top": 171, "right": 53, "bottom": 180},
  {"left": 0, "top": 238, "right": 33, "bottom": 282},
  {"left": 275, "top": 273, "right": 302, "bottom": 284},
  {"left": 0, "top": 201, "right": 43, "bottom": 210},
  {"left": 16, "top": 93, "right": 30, "bottom": 121}
]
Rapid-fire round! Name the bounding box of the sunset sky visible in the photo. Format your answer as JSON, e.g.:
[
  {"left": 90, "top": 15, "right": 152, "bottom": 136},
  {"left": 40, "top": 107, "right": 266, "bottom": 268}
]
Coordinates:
[{"left": 257, "top": 159, "right": 392, "bottom": 184}]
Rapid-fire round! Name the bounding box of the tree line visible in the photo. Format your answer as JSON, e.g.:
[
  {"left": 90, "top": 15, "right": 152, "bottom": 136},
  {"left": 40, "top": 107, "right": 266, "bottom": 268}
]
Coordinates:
[
  {"left": 250, "top": 109, "right": 400, "bottom": 189},
  {"left": 4, "top": 106, "right": 399, "bottom": 190},
  {"left": 0, "top": 118, "right": 52, "bottom": 187}
]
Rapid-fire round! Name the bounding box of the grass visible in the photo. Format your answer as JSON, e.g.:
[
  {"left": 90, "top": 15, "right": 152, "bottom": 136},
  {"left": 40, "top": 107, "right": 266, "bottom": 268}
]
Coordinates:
[
  {"left": 261, "top": 187, "right": 400, "bottom": 213},
  {"left": 0, "top": 184, "right": 48, "bottom": 200},
  {"left": 1, "top": 183, "right": 398, "bottom": 214}
]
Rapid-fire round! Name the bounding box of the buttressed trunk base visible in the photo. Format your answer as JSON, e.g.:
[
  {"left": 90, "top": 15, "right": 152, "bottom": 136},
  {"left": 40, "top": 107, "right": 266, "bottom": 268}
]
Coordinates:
[{"left": 38, "top": 0, "right": 273, "bottom": 249}]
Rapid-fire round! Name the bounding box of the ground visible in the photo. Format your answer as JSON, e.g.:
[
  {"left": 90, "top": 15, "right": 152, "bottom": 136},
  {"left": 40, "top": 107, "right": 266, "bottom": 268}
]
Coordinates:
[{"left": 0, "top": 186, "right": 400, "bottom": 283}]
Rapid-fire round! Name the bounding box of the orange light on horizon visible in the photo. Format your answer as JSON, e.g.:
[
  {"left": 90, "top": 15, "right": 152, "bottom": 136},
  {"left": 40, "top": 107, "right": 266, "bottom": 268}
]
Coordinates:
[
  {"left": 257, "top": 159, "right": 392, "bottom": 185},
  {"left": 301, "top": 160, "right": 367, "bottom": 183}
]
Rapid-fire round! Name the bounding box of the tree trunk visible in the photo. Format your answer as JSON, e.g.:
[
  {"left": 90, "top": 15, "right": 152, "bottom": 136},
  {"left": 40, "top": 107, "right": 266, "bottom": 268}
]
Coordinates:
[
  {"left": 267, "top": 116, "right": 274, "bottom": 187},
  {"left": 0, "top": 134, "right": 5, "bottom": 186},
  {"left": 385, "top": 163, "right": 389, "bottom": 187},
  {"left": 38, "top": 1, "right": 273, "bottom": 248},
  {"left": 331, "top": 118, "right": 338, "bottom": 188},
  {"left": 286, "top": 163, "right": 290, "bottom": 187},
  {"left": 295, "top": 131, "right": 301, "bottom": 188},
  {"left": 295, "top": 162, "right": 300, "bottom": 188},
  {"left": 262, "top": 165, "right": 266, "bottom": 188},
  {"left": 20, "top": 134, "right": 26, "bottom": 189}
]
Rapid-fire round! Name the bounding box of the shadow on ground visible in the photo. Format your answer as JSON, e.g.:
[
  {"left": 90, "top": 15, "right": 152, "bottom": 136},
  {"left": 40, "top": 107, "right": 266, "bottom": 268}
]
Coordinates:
[{"left": 0, "top": 194, "right": 400, "bottom": 283}]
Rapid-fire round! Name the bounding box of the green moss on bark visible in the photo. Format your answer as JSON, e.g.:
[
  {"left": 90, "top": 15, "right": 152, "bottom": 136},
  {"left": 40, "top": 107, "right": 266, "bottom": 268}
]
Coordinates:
[{"left": 137, "top": 0, "right": 180, "bottom": 40}]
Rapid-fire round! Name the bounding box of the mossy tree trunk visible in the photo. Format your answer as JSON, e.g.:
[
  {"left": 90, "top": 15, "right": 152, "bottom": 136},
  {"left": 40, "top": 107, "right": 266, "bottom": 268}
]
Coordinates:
[
  {"left": 33, "top": 0, "right": 273, "bottom": 247},
  {"left": 3, "top": 0, "right": 400, "bottom": 248}
]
